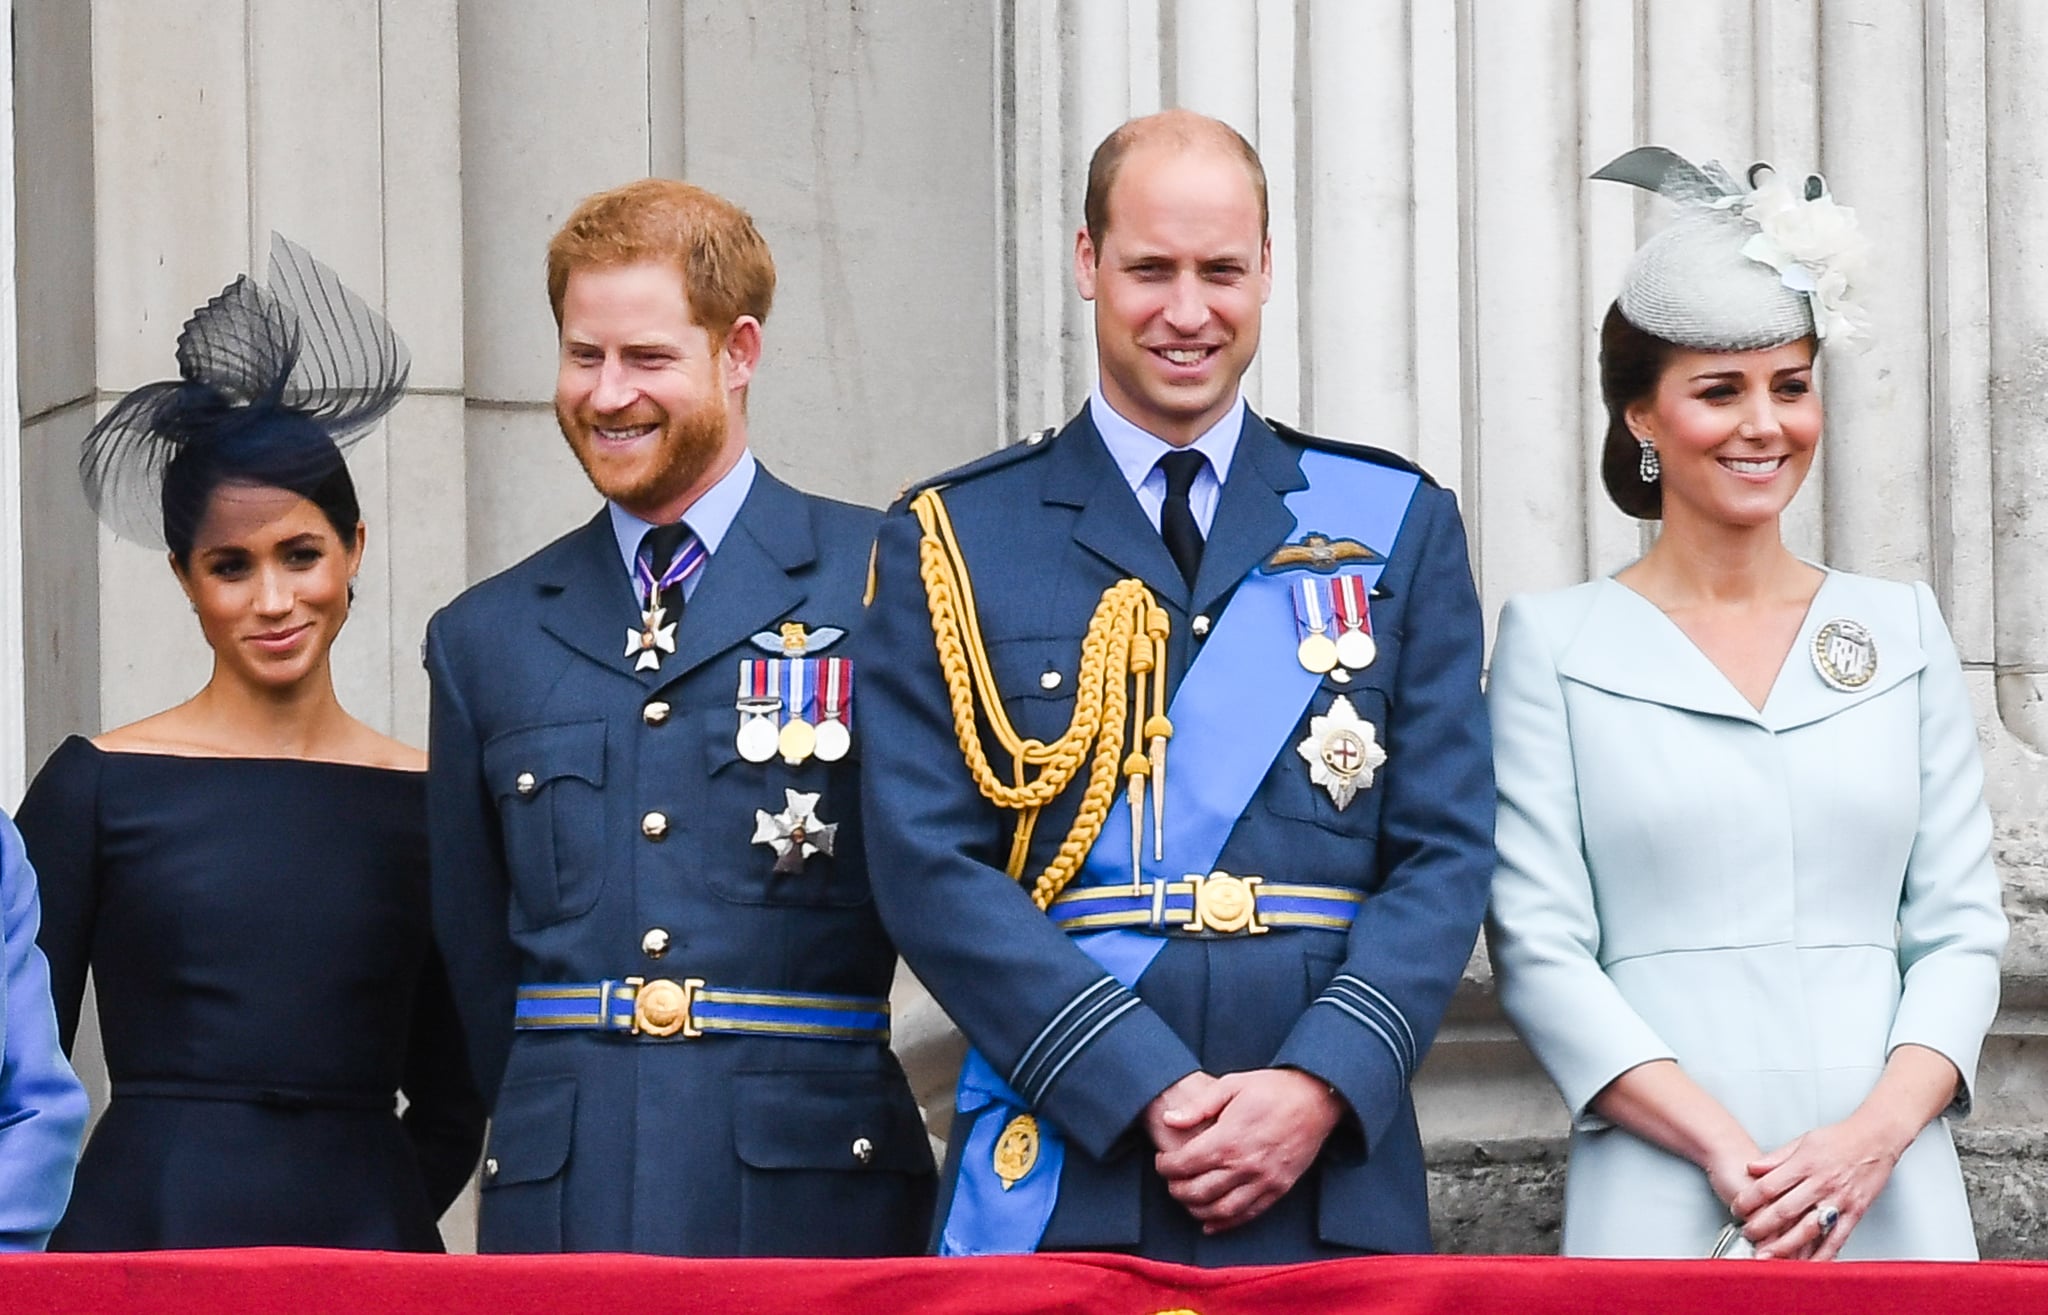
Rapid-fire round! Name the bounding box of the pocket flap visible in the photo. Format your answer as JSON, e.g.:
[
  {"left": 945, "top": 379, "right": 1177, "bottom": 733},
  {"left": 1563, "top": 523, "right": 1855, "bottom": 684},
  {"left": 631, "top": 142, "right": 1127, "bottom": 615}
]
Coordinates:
[
  {"left": 484, "top": 1074, "right": 577, "bottom": 1187},
  {"left": 482, "top": 719, "right": 607, "bottom": 799},
  {"left": 732, "top": 1069, "right": 933, "bottom": 1174}
]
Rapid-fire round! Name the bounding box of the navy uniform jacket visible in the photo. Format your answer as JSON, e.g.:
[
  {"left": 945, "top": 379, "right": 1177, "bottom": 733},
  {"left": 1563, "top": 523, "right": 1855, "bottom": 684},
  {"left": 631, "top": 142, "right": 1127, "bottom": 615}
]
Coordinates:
[
  {"left": 858, "top": 411, "right": 1493, "bottom": 1264},
  {"left": 426, "top": 466, "right": 935, "bottom": 1256}
]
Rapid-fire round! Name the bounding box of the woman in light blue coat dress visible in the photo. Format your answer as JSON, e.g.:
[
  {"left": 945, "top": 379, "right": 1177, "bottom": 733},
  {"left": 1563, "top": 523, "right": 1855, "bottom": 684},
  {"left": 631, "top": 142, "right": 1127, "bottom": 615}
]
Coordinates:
[{"left": 1486, "top": 149, "right": 2006, "bottom": 1261}]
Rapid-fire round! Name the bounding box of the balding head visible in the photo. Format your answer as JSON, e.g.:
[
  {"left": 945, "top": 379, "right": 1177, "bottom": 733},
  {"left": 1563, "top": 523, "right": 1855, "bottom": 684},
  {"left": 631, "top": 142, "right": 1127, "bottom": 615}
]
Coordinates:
[{"left": 1083, "top": 110, "right": 1268, "bottom": 250}]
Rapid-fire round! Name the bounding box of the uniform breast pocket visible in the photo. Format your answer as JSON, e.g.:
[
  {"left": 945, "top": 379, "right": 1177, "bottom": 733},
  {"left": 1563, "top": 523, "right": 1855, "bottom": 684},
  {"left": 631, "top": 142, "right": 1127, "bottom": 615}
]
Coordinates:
[
  {"left": 701, "top": 707, "right": 871, "bottom": 908},
  {"left": 482, "top": 719, "right": 609, "bottom": 930},
  {"left": 1265, "top": 684, "right": 1393, "bottom": 839},
  {"left": 985, "top": 636, "right": 1080, "bottom": 748}
]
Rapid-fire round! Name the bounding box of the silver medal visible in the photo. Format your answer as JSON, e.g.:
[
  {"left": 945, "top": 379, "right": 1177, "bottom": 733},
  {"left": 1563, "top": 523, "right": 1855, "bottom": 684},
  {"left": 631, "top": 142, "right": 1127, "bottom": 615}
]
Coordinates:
[
  {"left": 814, "top": 719, "right": 852, "bottom": 762},
  {"left": 1334, "top": 628, "right": 1377, "bottom": 671},
  {"left": 736, "top": 696, "right": 782, "bottom": 763}
]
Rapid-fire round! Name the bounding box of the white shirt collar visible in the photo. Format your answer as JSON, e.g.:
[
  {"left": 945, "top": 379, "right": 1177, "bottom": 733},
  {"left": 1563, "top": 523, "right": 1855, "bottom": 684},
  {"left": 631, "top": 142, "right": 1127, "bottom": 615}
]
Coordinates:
[
  {"left": 1088, "top": 387, "right": 1244, "bottom": 494},
  {"left": 606, "top": 447, "right": 758, "bottom": 579}
]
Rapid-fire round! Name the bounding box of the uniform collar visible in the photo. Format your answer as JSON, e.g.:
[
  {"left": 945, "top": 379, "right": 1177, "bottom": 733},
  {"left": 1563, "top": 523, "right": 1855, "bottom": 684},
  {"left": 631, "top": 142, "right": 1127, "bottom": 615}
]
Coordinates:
[
  {"left": 1088, "top": 386, "right": 1244, "bottom": 492},
  {"left": 606, "top": 447, "right": 758, "bottom": 577}
]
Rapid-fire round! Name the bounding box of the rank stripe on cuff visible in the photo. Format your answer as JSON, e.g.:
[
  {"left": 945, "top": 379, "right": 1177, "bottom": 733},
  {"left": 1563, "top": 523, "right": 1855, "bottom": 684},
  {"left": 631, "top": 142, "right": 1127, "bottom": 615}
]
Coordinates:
[
  {"left": 1318, "top": 973, "right": 1417, "bottom": 1077},
  {"left": 1009, "top": 976, "right": 1140, "bottom": 1106},
  {"left": 1020, "top": 996, "right": 1141, "bottom": 1109}
]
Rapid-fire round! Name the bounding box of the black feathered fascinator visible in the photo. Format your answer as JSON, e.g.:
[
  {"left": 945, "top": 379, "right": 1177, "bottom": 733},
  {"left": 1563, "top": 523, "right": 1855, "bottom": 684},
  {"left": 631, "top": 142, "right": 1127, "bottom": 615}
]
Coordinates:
[{"left": 81, "top": 233, "right": 410, "bottom": 551}]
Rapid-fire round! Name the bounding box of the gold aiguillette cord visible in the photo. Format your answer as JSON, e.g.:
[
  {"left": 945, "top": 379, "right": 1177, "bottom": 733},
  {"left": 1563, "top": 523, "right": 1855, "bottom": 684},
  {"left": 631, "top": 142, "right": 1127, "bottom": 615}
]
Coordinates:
[{"left": 910, "top": 488, "right": 1169, "bottom": 910}]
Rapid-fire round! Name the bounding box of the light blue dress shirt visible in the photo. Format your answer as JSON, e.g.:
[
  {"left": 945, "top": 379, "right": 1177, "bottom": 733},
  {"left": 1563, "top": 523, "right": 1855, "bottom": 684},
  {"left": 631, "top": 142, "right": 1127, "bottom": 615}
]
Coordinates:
[
  {"left": 0, "top": 809, "right": 87, "bottom": 1250},
  {"left": 605, "top": 448, "right": 758, "bottom": 599},
  {"left": 1088, "top": 388, "right": 1244, "bottom": 537}
]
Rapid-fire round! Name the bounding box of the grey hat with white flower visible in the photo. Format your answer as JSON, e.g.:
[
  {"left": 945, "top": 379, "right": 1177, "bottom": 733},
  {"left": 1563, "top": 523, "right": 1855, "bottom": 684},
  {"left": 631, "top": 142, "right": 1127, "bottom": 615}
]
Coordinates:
[{"left": 1595, "top": 146, "right": 1870, "bottom": 351}]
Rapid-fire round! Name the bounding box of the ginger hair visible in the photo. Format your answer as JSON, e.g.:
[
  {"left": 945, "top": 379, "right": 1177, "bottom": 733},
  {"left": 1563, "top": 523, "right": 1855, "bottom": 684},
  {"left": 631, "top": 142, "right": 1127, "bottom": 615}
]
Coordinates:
[{"left": 545, "top": 178, "right": 775, "bottom": 344}]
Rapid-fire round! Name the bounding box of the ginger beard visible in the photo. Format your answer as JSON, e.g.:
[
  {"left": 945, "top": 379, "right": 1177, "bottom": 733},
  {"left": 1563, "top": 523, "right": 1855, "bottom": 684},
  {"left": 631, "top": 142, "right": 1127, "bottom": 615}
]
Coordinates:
[{"left": 555, "top": 357, "right": 730, "bottom": 515}]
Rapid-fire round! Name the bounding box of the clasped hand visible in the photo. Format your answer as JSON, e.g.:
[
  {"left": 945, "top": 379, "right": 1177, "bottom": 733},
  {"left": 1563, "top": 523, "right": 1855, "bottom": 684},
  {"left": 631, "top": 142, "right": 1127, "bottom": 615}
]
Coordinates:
[
  {"left": 1143, "top": 1069, "right": 1344, "bottom": 1234},
  {"left": 1727, "top": 1119, "right": 1902, "bottom": 1261}
]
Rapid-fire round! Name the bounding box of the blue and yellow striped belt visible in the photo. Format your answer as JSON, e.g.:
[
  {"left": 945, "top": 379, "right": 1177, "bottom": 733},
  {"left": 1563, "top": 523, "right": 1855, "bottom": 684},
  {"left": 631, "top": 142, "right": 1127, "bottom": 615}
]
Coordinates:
[
  {"left": 514, "top": 977, "right": 890, "bottom": 1043},
  {"left": 1048, "top": 872, "right": 1362, "bottom": 937}
]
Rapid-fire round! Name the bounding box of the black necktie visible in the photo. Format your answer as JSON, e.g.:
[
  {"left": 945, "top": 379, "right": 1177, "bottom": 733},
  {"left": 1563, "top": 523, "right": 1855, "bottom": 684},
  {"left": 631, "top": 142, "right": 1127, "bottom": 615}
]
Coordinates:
[
  {"left": 1156, "top": 450, "right": 1207, "bottom": 587},
  {"left": 642, "top": 521, "right": 695, "bottom": 621}
]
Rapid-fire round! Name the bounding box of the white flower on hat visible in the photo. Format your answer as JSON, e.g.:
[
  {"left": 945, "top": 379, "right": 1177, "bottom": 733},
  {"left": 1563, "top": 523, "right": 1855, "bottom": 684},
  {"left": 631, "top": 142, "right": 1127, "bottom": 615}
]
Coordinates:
[{"left": 1721, "top": 169, "right": 1872, "bottom": 348}]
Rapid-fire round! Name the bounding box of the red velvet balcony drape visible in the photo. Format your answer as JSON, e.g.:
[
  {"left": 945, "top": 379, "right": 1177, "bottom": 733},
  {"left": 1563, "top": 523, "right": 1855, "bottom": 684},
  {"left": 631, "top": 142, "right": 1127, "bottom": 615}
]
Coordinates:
[{"left": 5, "top": 1249, "right": 2045, "bottom": 1314}]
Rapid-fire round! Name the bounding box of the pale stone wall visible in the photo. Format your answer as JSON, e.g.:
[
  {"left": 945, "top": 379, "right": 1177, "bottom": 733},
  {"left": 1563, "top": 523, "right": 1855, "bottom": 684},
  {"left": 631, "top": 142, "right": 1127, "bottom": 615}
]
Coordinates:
[{"left": 9, "top": 0, "right": 2046, "bottom": 1256}]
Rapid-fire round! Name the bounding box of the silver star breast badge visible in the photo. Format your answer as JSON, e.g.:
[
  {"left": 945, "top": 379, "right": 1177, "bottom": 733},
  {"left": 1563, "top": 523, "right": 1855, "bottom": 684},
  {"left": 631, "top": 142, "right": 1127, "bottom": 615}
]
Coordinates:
[
  {"left": 1296, "top": 695, "right": 1387, "bottom": 810},
  {"left": 752, "top": 788, "right": 839, "bottom": 874}
]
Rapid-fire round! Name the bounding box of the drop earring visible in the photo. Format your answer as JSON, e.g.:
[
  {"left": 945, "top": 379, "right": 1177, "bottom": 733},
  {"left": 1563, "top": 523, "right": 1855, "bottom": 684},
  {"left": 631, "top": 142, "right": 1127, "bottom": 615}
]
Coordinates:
[{"left": 1638, "top": 440, "right": 1660, "bottom": 484}]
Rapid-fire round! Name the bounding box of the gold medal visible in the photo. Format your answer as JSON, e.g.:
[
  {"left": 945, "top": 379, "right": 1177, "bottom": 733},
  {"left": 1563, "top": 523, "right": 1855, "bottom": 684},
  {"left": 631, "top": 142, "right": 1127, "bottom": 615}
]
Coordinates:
[
  {"left": 778, "top": 717, "right": 817, "bottom": 765},
  {"left": 993, "top": 1113, "right": 1041, "bottom": 1190},
  {"left": 1297, "top": 632, "right": 1339, "bottom": 674},
  {"left": 814, "top": 719, "right": 851, "bottom": 762},
  {"left": 1335, "top": 628, "right": 1377, "bottom": 671}
]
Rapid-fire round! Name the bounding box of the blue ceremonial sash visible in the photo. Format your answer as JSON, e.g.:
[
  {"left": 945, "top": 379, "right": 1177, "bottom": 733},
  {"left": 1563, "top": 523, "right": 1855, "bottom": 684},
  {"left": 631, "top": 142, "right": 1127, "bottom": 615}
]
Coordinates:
[
  {"left": 940, "top": 929, "right": 1160, "bottom": 1257},
  {"left": 938, "top": 448, "right": 1423, "bottom": 1257}
]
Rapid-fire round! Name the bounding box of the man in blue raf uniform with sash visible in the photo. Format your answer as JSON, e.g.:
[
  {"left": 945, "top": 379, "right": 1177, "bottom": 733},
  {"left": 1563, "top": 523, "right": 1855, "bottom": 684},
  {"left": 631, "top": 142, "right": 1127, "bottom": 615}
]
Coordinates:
[
  {"left": 426, "top": 180, "right": 933, "bottom": 1255},
  {"left": 860, "top": 111, "right": 1493, "bottom": 1263}
]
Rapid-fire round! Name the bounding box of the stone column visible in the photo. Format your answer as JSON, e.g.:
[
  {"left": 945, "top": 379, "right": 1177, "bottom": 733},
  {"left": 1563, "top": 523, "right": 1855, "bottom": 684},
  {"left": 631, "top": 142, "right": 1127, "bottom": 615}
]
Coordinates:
[{"left": 11, "top": 0, "right": 97, "bottom": 782}]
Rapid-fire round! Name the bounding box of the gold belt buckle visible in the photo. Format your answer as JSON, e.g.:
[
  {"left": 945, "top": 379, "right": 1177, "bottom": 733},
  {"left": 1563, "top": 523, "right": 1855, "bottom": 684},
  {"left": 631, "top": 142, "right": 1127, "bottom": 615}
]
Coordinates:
[
  {"left": 1182, "top": 871, "right": 1267, "bottom": 936},
  {"left": 626, "top": 976, "right": 704, "bottom": 1038}
]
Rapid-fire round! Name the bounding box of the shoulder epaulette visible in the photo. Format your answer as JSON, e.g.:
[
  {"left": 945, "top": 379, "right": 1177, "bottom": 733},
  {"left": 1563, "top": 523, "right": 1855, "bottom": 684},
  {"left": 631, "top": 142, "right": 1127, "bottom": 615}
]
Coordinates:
[
  {"left": 1265, "top": 417, "right": 1441, "bottom": 489},
  {"left": 889, "top": 427, "right": 1060, "bottom": 512}
]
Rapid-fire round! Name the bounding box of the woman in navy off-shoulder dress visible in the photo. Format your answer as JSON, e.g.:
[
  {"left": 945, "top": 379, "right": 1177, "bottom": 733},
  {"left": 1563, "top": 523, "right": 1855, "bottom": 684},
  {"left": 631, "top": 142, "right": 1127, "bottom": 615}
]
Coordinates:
[{"left": 16, "top": 236, "right": 484, "bottom": 1249}]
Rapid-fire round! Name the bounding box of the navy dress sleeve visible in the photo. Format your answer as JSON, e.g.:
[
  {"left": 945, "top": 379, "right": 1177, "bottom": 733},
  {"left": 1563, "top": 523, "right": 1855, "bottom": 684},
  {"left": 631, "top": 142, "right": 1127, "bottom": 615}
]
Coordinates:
[
  {"left": 400, "top": 941, "right": 488, "bottom": 1214},
  {"left": 18, "top": 737, "right": 104, "bottom": 1050}
]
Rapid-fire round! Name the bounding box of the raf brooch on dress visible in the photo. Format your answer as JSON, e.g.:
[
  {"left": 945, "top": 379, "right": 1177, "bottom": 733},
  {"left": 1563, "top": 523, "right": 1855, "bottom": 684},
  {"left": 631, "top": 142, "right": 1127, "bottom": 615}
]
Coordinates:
[{"left": 1811, "top": 617, "right": 1877, "bottom": 692}]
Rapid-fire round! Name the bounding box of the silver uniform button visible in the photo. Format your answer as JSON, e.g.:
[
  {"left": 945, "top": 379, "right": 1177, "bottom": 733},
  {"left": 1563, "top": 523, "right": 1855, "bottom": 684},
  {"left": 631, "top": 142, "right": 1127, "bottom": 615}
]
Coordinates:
[
  {"left": 642, "top": 928, "right": 671, "bottom": 958},
  {"left": 643, "top": 700, "right": 671, "bottom": 726},
  {"left": 1039, "top": 670, "right": 1062, "bottom": 691},
  {"left": 514, "top": 771, "right": 537, "bottom": 797},
  {"left": 852, "top": 1137, "right": 875, "bottom": 1165},
  {"left": 1191, "top": 615, "right": 1212, "bottom": 638},
  {"left": 641, "top": 811, "right": 670, "bottom": 840}
]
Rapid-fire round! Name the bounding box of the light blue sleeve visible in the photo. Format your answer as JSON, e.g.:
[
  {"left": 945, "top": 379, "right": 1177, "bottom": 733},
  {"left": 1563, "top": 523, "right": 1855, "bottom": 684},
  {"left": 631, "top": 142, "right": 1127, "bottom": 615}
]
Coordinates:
[
  {"left": 0, "top": 810, "right": 88, "bottom": 1250},
  {"left": 1484, "top": 594, "right": 1677, "bottom": 1127},
  {"left": 1884, "top": 583, "right": 2008, "bottom": 1113}
]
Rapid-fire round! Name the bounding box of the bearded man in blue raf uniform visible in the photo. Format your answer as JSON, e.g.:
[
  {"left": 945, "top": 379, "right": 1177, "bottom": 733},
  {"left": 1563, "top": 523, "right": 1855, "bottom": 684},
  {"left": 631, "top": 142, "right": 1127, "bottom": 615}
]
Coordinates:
[
  {"left": 859, "top": 111, "right": 1494, "bottom": 1264},
  {"left": 426, "top": 180, "right": 933, "bottom": 1255}
]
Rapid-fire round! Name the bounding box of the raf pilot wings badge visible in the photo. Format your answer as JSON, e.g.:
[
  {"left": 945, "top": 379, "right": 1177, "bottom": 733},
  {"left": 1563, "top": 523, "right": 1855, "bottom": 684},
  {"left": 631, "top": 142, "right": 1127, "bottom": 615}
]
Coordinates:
[{"left": 1261, "top": 531, "right": 1385, "bottom": 575}]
